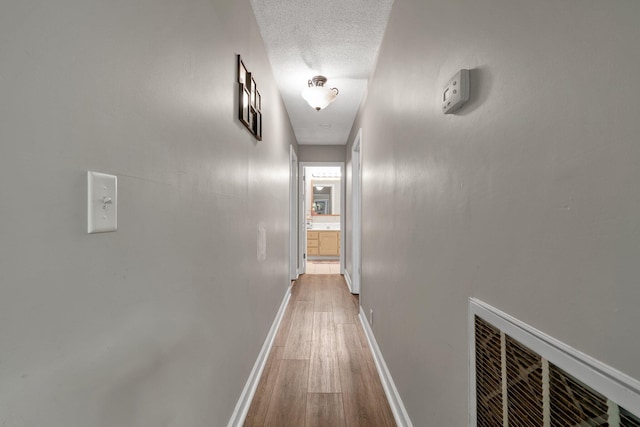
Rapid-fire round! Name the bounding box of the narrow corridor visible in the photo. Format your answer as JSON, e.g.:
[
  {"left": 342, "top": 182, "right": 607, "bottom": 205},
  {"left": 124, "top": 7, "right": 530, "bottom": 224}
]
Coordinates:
[{"left": 244, "top": 274, "right": 396, "bottom": 427}]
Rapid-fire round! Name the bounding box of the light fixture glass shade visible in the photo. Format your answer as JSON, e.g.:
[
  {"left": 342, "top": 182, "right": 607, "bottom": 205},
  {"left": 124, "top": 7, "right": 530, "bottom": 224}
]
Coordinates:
[{"left": 302, "top": 76, "right": 338, "bottom": 111}]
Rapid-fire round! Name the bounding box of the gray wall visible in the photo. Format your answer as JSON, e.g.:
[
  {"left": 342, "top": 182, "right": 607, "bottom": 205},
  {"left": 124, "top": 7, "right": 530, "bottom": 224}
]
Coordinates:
[
  {"left": 0, "top": 1, "right": 296, "bottom": 425},
  {"left": 346, "top": 1, "right": 640, "bottom": 425},
  {"left": 297, "top": 144, "right": 346, "bottom": 162}
]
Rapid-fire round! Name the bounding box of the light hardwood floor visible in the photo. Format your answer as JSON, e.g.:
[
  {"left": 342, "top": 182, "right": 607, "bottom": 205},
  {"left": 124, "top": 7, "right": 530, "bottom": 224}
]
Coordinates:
[{"left": 244, "top": 274, "right": 396, "bottom": 427}]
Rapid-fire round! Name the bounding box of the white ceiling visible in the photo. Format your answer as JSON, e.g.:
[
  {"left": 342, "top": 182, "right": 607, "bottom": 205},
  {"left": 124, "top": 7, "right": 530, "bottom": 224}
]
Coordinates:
[{"left": 250, "top": 0, "right": 394, "bottom": 145}]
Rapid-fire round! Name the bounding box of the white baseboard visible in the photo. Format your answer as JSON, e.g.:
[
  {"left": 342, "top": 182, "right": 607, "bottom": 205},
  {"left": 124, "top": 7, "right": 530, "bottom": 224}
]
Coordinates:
[
  {"left": 358, "top": 307, "right": 413, "bottom": 427},
  {"left": 344, "top": 269, "right": 353, "bottom": 293},
  {"left": 227, "top": 285, "right": 292, "bottom": 427}
]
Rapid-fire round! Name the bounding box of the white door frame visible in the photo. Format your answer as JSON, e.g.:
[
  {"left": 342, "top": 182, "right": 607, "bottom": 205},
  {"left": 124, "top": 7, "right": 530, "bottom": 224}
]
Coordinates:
[
  {"left": 351, "top": 129, "right": 362, "bottom": 294},
  {"left": 298, "top": 161, "right": 346, "bottom": 275},
  {"left": 289, "top": 145, "right": 299, "bottom": 280}
]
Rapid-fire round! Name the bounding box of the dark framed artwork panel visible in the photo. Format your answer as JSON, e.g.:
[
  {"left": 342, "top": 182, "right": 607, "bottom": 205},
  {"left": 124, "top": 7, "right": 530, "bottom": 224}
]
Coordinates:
[
  {"left": 237, "top": 56, "right": 248, "bottom": 86},
  {"left": 250, "top": 76, "right": 257, "bottom": 109},
  {"left": 239, "top": 86, "right": 251, "bottom": 127},
  {"left": 252, "top": 109, "right": 262, "bottom": 141},
  {"left": 236, "top": 54, "right": 262, "bottom": 140}
]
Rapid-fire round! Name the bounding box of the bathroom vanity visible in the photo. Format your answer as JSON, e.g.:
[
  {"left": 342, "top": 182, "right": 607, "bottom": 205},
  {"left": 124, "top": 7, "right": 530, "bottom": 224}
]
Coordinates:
[{"left": 307, "top": 230, "right": 340, "bottom": 256}]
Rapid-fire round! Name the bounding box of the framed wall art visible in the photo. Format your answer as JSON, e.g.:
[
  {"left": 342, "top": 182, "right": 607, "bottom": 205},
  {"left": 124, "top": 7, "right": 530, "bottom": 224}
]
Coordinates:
[{"left": 237, "top": 55, "right": 262, "bottom": 140}]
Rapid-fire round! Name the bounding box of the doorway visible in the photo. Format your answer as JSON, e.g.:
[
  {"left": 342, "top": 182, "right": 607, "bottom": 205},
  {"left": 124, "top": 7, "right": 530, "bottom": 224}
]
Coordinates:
[
  {"left": 298, "top": 162, "right": 345, "bottom": 276},
  {"left": 350, "top": 129, "right": 362, "bottom": 294},
  {"left": 289, "top": 145, "right": 298, "bottom": 280}
]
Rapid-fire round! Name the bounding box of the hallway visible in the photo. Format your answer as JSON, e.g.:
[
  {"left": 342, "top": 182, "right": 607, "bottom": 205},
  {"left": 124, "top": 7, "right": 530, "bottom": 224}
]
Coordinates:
[{"left": 244, "top": 274, "right": 396, "bottom": 427}]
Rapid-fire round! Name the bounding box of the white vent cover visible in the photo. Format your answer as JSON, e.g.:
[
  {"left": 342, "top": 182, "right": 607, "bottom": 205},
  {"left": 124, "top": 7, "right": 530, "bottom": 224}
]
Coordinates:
[{"left": 470, "top": 299, "right": 640, "bottom": 426}]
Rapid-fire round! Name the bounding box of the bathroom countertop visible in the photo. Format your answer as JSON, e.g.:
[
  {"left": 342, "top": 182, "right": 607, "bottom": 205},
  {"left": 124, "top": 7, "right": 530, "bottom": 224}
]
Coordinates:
[{"left": 307, "top": 224, "right": 341, "bottom": 231}]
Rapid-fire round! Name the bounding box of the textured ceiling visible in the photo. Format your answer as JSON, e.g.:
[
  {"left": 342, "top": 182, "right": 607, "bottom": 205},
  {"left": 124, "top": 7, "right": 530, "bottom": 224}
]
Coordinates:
[{"left": 250, "top": 0, "right": 394, "bottom": 145}]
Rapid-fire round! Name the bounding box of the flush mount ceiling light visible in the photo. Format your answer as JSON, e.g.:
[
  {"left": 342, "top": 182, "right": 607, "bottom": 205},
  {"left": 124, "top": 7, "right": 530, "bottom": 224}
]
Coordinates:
[{"left": 302, "top": 76, "right": 339, "bottom": 111}]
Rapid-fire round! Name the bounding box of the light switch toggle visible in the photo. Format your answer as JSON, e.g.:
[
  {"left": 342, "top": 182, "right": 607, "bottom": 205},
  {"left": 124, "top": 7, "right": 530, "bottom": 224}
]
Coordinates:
[{"left": 88, "top": 171, "right": 117, "bottom": 233}]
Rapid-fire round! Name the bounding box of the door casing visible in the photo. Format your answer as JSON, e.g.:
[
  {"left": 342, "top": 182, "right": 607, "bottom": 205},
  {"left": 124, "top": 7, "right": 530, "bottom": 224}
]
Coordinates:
[{"left": 298, "top": 161, "right": 345, "bottom": 275}]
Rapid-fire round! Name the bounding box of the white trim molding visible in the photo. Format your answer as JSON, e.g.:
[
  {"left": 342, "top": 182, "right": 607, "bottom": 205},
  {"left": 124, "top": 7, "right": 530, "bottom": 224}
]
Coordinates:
[
  {"left": 350, "top": 129, "right": 362, "bottom": 294},
  {"left": 344, "top": 268, "right": 353, "bottom": 294},
  {"left": 227, "top": 286, "right": 292, "bottom": 427},
  {"left": 469, "top": 298, "right": 640, "bottom": 426},
  {"left": 298, "top": 161, "right": 346, "bottom": 276},
  {"left": 359, "top": 307, "right": 413, "bottom": 427},
  {"left": 289, "top": 145, "right": 299, "bottom": 281}
]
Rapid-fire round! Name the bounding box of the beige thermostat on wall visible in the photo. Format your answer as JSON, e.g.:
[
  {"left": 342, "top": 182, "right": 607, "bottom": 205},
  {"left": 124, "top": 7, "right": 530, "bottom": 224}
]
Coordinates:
[{"left": 442, "top": 69, "right": 469, "bottom": 114}]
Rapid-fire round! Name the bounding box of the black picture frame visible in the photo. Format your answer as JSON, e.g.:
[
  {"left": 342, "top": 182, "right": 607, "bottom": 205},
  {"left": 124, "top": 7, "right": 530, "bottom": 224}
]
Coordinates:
[
  {"left": 237, "top": 54, "right": 262, "bottom": 140},
  {"left": 250, "top": 76, "right": 257, "bottom": 109},
  {"left": 240, "top": 86, "right": 251, "bottom": 127},
  {"left": 237, "top": 56, "right": 248, "bottom": 86},
  {"left": 251, "top": 108, "right": 262, "bottom": 141}
]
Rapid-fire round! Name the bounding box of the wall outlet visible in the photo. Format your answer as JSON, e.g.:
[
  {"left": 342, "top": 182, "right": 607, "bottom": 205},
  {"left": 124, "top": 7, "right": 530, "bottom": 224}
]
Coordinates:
[{"left": 369, "top": 308, "right": 374, "bottom": 326}]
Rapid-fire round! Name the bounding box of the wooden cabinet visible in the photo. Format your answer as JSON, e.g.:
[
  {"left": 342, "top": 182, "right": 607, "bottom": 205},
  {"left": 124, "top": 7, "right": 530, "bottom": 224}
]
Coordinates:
[
  {"left": 319, "top": 231, "right": 339, "bottom": 255},
  {"left": 307, "top": 231, "right": 319, "bottom": 255},
  {"left": 307, "top": 230, "right": 340, "bottom": 256}
]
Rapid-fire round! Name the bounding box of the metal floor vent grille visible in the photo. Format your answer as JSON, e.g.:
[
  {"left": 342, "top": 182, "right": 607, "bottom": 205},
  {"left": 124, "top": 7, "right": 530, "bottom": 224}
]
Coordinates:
[
  {"left": 621, "top": 408, "right": 640, "bottom": 427},
  {"left": 506, "top": 336, "right": 544, "bottom": 426},
  {"left": 474, "top": 315, "right": 640, "bottom": 426},
  {"left": 475, "top": 317, "right": 503, "bottom": 427},
  {"left": 549, "top": 364, "right": 608, "bottom": 426}
]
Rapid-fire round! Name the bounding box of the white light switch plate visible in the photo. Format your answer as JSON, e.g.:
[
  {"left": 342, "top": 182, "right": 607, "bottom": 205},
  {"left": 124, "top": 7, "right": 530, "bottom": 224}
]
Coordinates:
[{"left": 87, "top": 171, "right": 117, "bottom": 233}]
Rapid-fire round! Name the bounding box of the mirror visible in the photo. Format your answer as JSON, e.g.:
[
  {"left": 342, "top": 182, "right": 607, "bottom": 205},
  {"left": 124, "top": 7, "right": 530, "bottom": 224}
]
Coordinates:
[{"left": 312, "top": 180, "right": 339, "bottom": 215}]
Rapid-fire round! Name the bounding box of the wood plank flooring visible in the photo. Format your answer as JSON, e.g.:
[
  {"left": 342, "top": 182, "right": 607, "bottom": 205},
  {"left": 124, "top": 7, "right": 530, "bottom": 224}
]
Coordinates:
[{"left": 244, "top": 274, "right": 396, "bottom": 427}]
